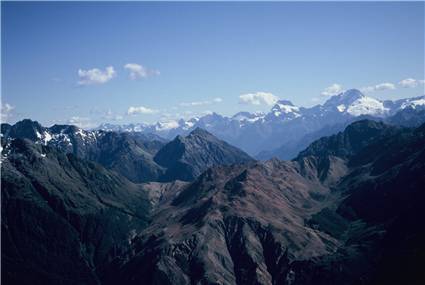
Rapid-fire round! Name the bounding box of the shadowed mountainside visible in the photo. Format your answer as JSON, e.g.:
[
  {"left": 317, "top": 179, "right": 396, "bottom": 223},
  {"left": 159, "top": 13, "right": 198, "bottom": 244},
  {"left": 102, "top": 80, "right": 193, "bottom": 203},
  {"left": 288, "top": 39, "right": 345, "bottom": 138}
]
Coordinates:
[
  {"left": 154, "top": 128, "right": 254, "bottom": 181},
  {"left": 1, "top": 121, "right": 254, "bottom": 183},
  {"left": 1, "top": 120, "right": 167, "bottom": 182},
  {"left": 2, "top": 120, "right": 424, "bottom": 284},
  {"left": 105, "top": 120, "right": 425, "bottom": 284},
  {"left": 1, "top": 138, "right": 156, "bottom": 284}
]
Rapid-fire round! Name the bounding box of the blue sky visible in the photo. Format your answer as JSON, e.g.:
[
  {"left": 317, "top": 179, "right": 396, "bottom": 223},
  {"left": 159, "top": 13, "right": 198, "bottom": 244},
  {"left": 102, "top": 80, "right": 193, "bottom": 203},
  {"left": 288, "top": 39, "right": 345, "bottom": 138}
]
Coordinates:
[{"left": 2, "top": 1, "right": 424, "bottom": 127}]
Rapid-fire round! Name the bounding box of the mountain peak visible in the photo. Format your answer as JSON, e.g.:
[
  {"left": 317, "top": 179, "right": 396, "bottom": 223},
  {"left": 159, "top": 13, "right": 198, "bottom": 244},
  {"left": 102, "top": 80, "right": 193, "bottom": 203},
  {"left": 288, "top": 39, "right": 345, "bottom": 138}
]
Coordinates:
[
  {"left": 324, "top": 89, "right": 365, "bottom": 106},
  {"left": 269, "top": 99, "right": 300, "bottom": 119},
  {"left": 341, "top": 88, "right": 364, "bottom": 98},
  {"left": 296, "top": 119, "right": 394, "bottom": 162},
  {"left": 6, "top": 119, "right": 46, "bottom": 141},
  {"left": 14, "top": 119, "right": 44, "bottom": 130},
  {"left": 322, "top": 89, "right": 390, "bottom": 116},
  {"left": 154, "top": 128, "right": 253, "bottom": 181},
  {"left": 275, "top": 99, "right": 295, "bottom": 106},
  {"left": 189, "top": 127, "right": 213, "bottom": 137},
  {"left": 232, "top": 111, "right": 252, "bottom": 120}
]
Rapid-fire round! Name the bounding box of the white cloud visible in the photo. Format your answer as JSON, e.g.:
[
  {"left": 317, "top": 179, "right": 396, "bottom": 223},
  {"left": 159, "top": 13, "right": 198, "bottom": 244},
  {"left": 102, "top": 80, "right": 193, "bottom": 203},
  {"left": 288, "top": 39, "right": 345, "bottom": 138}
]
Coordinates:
[
  {"left": 360, "top": 86, "right": 374, "bottom": 93},
  {"left": 67, "top": 116, "right": 96, "bottom": 129},
  {"left": 361, "top": 82, "right": 395, "bottom": 93},
  {"left": 78, "top": 66, "right": 116, "bottom": 85},
  {"left": 179, "top": 97, "right": 223, "bottom": 107},
  {"left": 179, "top": 101, "right": 208, "bottom": 107},
  {"left": 124, "top": 63, "right": 160, "bottom": 79},
  {"left": 156, "top": 120, "right": 180, "bottom": 131},
  {"left": 399, "top": 78, "right": 425, "bottom": 88},
  {"left": 239, "top": 92, "right": 279, "bottom": 106},
  {"left": 321, "top": 84, "right": 344, "bottom": 97},
  {"left": 127, "top": 106, "right": 158, "bottom": 115},
  {"left": 375, "top": 83, "right": 396, "bottom": 91},
  {"left": 1, "top": 103, "right": 14, "bottom": 122}
]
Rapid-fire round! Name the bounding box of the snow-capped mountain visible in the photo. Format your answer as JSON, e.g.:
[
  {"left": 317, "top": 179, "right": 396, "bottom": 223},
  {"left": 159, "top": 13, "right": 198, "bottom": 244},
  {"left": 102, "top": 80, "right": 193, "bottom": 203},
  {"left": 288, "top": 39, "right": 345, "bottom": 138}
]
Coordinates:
[
  {"left": 322, "top": 89, "right": 390, "bottom": 116},
  {"left": 231, "top": 111, "right": 265, "bottom": 124},
  {"left": 96, "top": 89, "right": 425, "bottom": 157},
  {"left": 1, "top": 120, "right": 98, "bottom": 154},
  {"left": 1, "top": 119, "right": 168, "bottom": 182},
  {"left": 97, "top": 122, "right": 151, "bottom": 132},
  {"left": 266, "top": 99, "right": 301, "bottom": 121}
]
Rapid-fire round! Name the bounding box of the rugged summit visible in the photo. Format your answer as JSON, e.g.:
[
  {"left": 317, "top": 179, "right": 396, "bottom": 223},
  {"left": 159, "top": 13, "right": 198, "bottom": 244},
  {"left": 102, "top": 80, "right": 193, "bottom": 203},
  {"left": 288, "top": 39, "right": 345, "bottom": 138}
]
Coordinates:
[{"left": 154, "top": 128, "right": 254, "bottom": 181}]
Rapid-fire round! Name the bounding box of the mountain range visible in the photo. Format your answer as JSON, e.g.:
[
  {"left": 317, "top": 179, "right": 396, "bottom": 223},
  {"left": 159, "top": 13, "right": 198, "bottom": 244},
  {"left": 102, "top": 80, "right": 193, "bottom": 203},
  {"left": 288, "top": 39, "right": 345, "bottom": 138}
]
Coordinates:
[
  {"left": 2, "top": 117, "right": 425, "bottom": 284},
  {"left": 98, "top": 89, "right": 425, "bottom": 159},
  {"left": 1, "top": 121, "right": 253, "bottom": 183}
]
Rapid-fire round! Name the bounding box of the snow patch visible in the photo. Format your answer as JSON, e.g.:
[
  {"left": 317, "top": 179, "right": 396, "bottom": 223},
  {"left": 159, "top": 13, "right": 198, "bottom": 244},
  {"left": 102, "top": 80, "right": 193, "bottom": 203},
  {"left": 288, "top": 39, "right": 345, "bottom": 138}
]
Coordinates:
[
  {"left": 232, "top": 112, "right": 265, "bottom": 123},
  {"left": 276, "top": 103, "right": 300, "bottom": 114},
  {"left": 76, "top": 128, "right": 87, "bottom": 138},
  {"left": 183, "top": 121, "right": 195, "bottom": 130},
  {"left": 271, "top": 102, "right": 301, "bottom": 119},
  {"left": 337, "top": 104, "right": 346, "bottom": 112},
  {"left": 401, "top": 98, "right": 425, "bottom": 109},
  {"left": 246, "top": 115, "right": 264, "bottom": 123},
  {"left": 346, "top": 96, "right": 389, "bottom": 116},
  {"left": 43, "top": 131, "right": 52, "bottom": 145}
]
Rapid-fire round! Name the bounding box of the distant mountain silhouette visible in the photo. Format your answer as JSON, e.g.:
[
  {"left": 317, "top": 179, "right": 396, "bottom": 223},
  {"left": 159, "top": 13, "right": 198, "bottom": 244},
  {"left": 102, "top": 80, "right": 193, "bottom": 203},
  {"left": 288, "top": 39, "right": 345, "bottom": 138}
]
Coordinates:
[{"left": 97, "top": 91, "right": 425, "bottom": 158}]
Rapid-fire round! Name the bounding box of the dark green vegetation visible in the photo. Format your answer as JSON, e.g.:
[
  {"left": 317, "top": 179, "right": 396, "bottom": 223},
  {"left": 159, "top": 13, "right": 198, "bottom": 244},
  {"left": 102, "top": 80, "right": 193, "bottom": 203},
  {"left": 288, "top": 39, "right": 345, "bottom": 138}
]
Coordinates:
[{"left": 1, "top": 119, "right": 425, "bottom": 284}]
